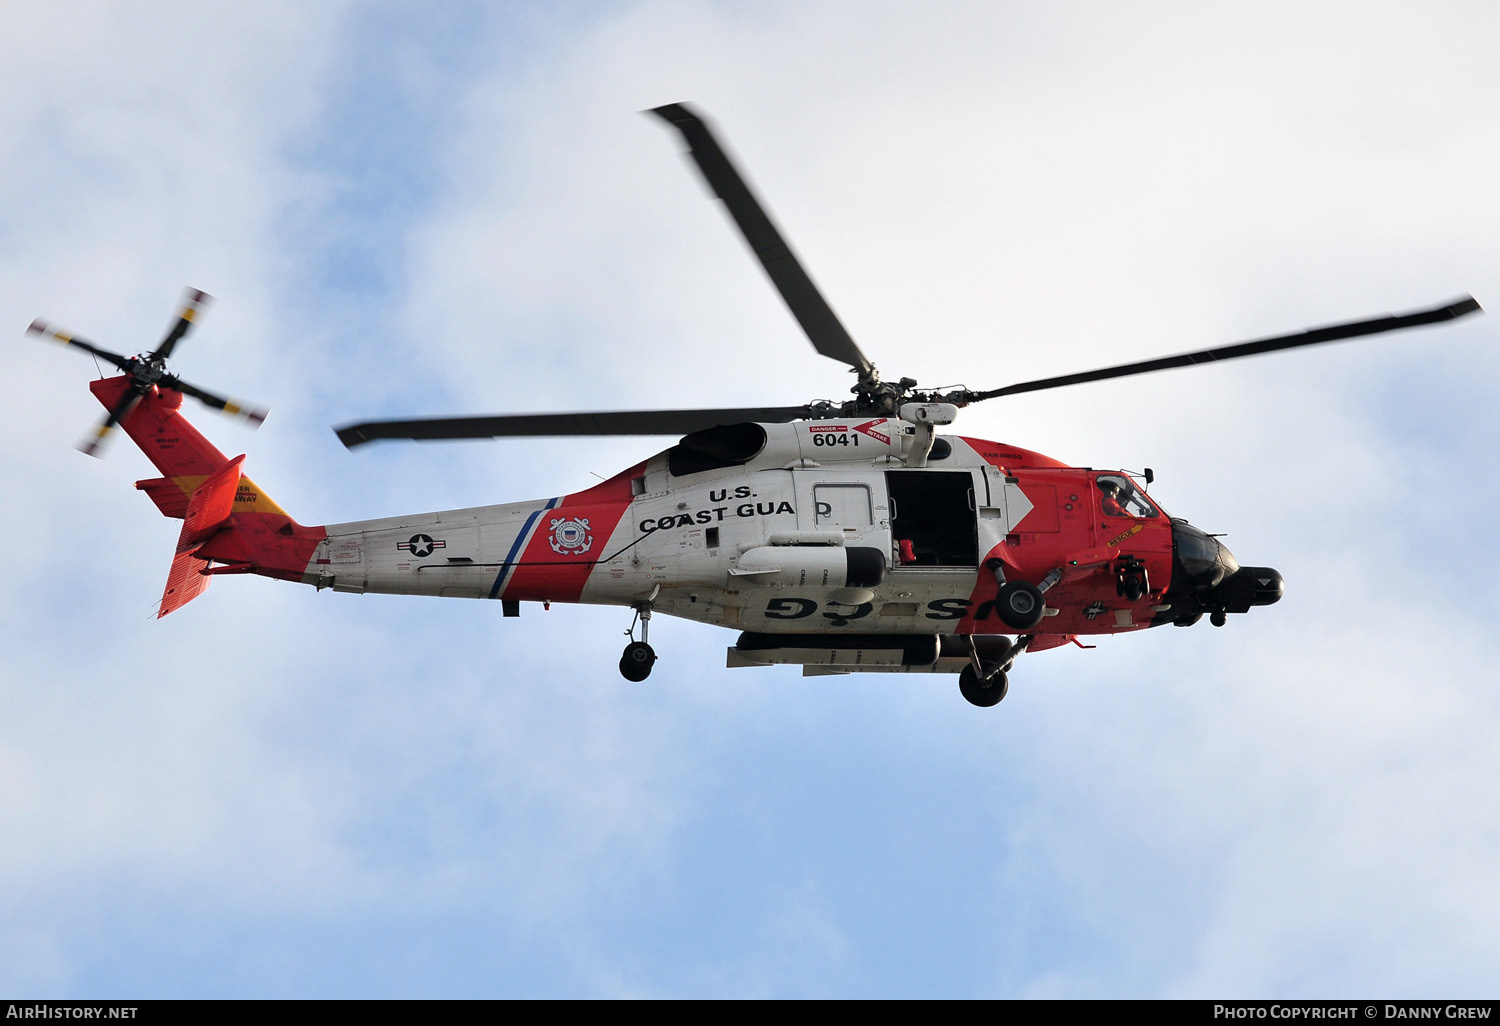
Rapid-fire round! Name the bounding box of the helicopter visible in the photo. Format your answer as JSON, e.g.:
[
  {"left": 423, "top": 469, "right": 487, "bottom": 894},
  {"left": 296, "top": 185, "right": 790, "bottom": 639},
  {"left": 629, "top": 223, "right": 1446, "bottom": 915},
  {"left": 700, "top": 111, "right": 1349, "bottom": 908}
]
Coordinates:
[{"left": 30, "top": 103, "right": 1481, "bottom": 708}]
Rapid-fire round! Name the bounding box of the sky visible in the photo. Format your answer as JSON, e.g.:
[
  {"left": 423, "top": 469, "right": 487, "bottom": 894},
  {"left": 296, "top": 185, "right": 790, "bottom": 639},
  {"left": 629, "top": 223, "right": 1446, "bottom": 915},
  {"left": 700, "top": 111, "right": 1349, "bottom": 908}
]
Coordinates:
[{"left": 2, "top": 0, "right": 1499, "bottom": 999}]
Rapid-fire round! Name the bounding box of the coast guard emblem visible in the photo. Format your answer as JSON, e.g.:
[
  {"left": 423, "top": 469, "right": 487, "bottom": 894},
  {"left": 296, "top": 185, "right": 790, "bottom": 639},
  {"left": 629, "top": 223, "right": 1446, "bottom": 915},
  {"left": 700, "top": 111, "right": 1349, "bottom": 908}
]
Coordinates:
[{"left": 549, "top": 516, "right": 593, "bottom": 555}]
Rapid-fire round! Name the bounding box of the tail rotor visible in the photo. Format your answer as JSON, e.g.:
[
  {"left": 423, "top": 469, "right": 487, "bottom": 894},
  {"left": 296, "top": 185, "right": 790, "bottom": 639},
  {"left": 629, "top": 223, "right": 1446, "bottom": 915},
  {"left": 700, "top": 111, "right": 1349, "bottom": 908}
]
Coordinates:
[{"left": 27, "top": 288, "right": 268, "bottom": 458}]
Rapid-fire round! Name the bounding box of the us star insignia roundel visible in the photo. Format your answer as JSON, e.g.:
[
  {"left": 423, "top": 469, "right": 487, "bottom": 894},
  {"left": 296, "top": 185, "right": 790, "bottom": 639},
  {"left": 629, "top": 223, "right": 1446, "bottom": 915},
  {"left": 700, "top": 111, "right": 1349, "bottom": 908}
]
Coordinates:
[
  {"left": 398, "top": 534, "right": 445, "bottom": 558},
  {"left": 549, "top": 516, "right": 593, "bottom": 555}
]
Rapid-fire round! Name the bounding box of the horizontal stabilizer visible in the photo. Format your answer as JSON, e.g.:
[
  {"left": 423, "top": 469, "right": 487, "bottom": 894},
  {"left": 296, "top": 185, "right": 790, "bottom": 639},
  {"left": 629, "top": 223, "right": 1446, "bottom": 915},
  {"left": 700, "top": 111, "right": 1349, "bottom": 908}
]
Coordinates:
[{"left": 135, "top": 477, "right": 189, "bottom": 519}]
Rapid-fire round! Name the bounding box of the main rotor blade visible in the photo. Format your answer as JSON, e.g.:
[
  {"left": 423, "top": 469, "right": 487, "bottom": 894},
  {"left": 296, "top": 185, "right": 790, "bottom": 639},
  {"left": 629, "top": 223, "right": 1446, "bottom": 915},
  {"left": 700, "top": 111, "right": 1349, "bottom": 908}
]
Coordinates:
[
  {"left": 966, "top": 296, "right": 1483, "bottom": 403},
  {"left": 148, "top": 287, "right": 212, "bottom": 362},
  {"left": 336, "top": 406, "right": 814, "bottom": 449},
  {"left": 650, "top": 103, "right": 876, "bottom": 379},
  {"left": 166, "top": 376, "right": 268, "bottom": 428},
  {"left": 27, "top": 319, "right": 133, "bottom": 372}
]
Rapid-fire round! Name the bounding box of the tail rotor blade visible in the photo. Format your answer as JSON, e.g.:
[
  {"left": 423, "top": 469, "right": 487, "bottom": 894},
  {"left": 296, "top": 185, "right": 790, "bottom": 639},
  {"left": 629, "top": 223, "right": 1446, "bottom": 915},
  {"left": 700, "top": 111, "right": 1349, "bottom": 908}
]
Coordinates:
[
  {"left": 148, "top": 288, "right": 213, "bottom": 362},
  {"left": 27, "top": 319, "right": 133, "bottom": 372},
  {"left": 168, "top": 377, "right": 268, "bottom": 428},
  {"left": 77, "top": 388, "right": 142, "bottom": 458}
]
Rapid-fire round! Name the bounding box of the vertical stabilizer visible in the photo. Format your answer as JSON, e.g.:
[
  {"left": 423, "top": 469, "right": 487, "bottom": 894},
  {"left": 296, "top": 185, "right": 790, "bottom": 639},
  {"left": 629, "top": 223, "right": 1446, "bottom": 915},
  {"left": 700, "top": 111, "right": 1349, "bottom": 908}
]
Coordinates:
[{"left": 158, "top": 455, "right": 244, "bottom": 617}]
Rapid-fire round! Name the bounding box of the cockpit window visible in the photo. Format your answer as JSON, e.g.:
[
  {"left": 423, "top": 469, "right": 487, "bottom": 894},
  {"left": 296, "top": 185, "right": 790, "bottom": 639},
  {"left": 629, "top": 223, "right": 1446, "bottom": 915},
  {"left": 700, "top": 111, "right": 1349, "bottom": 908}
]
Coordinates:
[
  {"left": 1096, "top": 473, "right": 1158, "bottom": 518},
  {"left": 1173, "top": 520, "right": 1239, "bottom": 589}
]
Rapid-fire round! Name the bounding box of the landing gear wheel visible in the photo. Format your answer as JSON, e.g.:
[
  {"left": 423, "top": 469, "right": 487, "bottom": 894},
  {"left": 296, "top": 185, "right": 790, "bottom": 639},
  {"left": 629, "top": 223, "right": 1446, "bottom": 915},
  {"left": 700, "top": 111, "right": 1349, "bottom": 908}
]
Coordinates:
[
  {"left": 1210, "top": 611, "right": 1227, "bottom": 627},
  {"left": 619, "top": 641, "right": 657, "bottom": 681},
  {"left": 959, "top": 664, "right": 1009, "bottom": 707},
  {"left": 997, "top": 581, "right": 1045, "bottom": 630}
]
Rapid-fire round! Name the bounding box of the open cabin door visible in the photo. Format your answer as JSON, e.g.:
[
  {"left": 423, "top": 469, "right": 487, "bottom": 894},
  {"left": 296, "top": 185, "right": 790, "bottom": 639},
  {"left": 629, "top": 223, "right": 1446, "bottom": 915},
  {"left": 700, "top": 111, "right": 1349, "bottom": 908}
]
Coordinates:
[{"left": 886, "top": 470, "right": 979, "bottom": 568}]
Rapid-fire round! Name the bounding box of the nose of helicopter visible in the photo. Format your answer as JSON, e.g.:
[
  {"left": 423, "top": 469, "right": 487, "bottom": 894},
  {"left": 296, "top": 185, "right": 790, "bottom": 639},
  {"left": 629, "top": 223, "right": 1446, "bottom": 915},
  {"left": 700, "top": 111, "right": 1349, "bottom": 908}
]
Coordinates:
[
  {"left": 1227, "top": 566, "right": 1284, "bottom": 607},
  {"left": 1193, "top": 564, "right": 1284, "bottom": 615},
  {"left": 1163, "top": 519, "right": 1285, "bottom": 625}
]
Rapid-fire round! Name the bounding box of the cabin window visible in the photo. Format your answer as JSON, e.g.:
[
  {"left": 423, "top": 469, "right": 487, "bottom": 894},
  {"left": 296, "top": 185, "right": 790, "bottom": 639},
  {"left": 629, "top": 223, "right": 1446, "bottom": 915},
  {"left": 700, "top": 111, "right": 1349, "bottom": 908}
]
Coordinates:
[{"left": 813, "top": 484, "right": 873, "bottom": 527}]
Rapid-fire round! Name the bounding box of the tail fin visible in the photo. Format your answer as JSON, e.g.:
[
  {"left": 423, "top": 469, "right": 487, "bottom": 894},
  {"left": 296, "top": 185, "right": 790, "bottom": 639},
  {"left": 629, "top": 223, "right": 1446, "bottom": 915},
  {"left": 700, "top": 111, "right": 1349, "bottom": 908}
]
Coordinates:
[
  {"left": 159, "top": 455, "right": 244, "bottom": 617},
  {"left": 90, "top": 375, "right": 327, "bottom": 615}
]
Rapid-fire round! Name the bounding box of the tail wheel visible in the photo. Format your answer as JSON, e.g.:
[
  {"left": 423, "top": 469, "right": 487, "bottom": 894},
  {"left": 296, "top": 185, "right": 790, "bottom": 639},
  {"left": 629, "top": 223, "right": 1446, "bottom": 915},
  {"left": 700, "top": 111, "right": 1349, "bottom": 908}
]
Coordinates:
[
  {"left": 997, "top": 581, "right": 1045, "bottom": 630},
  {"left": 619, "top": 640, "right": 657, "bottom": 682},
  {"left": 958, "top": 664, "right": 1009, "bottom": 707}
]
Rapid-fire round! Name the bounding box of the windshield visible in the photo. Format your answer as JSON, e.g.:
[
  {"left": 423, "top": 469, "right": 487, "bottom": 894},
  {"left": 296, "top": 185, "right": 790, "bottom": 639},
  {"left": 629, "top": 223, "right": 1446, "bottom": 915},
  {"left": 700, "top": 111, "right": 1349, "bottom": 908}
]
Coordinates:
[
  {"left": 1095, "top": 473, "right": 1158, "bottom": 518},
  {"left": 1173, "top": 520, "right": 1239, "bottom": 589}
]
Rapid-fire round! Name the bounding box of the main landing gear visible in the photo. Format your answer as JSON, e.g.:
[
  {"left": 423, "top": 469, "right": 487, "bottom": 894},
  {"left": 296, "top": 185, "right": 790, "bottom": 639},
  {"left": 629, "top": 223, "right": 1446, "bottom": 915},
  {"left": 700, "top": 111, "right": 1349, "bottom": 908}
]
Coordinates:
[
  {"left": 958, "top": 635, "right": 1029, "bottom": 708},
  {"left": 619, "top": 600, "right": 658, "bottom": 682},
  {"left": 985, "top": 558, "right": 1050, "bottom": 631}
]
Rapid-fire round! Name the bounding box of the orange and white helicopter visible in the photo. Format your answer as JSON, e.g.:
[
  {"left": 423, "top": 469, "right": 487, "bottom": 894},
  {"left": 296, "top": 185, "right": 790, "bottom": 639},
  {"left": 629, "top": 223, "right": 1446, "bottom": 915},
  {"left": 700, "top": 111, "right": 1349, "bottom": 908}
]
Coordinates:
[{"left": 31, "top": 103, "right": 1481, "bottom": 707}]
